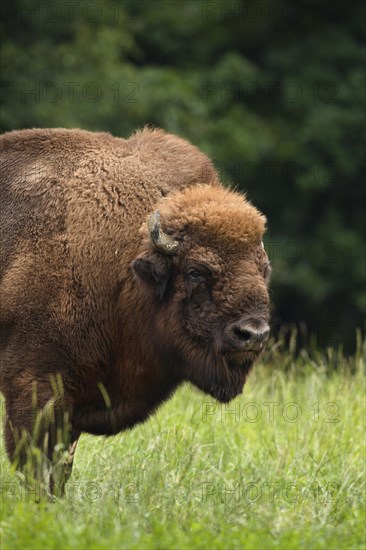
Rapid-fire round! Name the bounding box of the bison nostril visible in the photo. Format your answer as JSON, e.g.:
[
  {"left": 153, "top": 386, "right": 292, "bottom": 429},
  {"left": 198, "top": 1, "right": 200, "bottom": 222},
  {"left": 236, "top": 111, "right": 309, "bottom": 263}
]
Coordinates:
[
  {"left": 225, "top": 320, "right": 270, "bottom": 351},
  {"left": 233, "top": 327, "right": 253, "bottom": 343}
]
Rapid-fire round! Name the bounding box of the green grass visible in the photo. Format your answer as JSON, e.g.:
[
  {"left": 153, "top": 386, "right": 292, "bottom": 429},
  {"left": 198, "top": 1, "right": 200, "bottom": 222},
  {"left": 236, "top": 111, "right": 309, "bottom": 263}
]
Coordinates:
[{"left": 1, "top": 336, "right": 365, "bottom": 550}]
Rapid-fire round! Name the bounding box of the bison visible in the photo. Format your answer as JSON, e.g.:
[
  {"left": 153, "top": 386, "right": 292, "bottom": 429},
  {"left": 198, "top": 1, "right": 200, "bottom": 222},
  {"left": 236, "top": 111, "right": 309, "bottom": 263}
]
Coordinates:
[{"left": 0, "top": 127, "right": 271, "bottom": 495}]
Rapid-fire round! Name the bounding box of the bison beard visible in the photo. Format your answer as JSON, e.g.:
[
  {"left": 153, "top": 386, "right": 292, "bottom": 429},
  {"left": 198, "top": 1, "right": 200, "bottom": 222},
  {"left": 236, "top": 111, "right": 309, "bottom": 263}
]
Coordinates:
[
  {"left": 188, "top": 351, "right": 256, "bottom": 403},
  {"left": 171, "top": 336, "right": 257, "bottom": 404}
]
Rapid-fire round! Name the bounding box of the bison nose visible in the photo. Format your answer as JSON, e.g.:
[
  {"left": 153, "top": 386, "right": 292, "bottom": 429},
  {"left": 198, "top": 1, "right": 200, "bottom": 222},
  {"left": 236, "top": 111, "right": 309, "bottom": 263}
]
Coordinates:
[{"left": 224, "top": 319, "right": 270, "bottom": 352}]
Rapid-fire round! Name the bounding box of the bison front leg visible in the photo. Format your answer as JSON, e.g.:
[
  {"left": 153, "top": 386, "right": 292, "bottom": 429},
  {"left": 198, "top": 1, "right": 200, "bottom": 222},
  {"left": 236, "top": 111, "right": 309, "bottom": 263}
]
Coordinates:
[
  {"left": 4, "top": 381, "right": 79, "bottom": 498},
  {"left": 47, "top": 422, "right": 81, "bottom": 497},
  {"left": 36, "top": 402, "right": 80, "bottom": 497}
]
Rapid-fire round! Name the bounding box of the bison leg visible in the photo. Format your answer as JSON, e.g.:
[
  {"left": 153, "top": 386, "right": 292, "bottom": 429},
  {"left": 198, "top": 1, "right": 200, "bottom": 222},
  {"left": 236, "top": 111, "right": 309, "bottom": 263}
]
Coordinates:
[
  {"left": 3, "top": 380, "right": 78, "bottom": 498},
  {"left": 49, "top": 426, "right": 81, "bottom": 497}
]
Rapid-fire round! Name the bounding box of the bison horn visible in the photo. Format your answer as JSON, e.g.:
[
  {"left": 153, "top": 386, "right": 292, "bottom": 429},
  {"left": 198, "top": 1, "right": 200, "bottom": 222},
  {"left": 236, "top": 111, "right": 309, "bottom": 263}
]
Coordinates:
[{"left": 148, "top": 210, "right": 180, "bottom": 255}]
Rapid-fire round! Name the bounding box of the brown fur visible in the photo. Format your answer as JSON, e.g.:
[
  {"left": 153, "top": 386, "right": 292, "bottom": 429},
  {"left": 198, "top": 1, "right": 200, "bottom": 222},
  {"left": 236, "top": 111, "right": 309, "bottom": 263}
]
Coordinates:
[{"left": 0, "top": 127, "right": 270, "bottom": 492}]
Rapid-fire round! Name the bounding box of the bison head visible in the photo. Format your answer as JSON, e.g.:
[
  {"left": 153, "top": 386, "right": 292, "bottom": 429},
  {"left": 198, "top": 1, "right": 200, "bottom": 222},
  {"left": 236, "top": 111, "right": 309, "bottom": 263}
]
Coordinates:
[{"left": 132, "top": 185, "right": 271, "bottom": 403}]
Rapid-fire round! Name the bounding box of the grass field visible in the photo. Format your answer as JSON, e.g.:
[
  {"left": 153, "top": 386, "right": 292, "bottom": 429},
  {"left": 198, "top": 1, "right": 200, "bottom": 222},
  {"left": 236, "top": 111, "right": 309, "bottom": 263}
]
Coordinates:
[{"left": 1, "top": 335, "right": 365, "bottom": 550}]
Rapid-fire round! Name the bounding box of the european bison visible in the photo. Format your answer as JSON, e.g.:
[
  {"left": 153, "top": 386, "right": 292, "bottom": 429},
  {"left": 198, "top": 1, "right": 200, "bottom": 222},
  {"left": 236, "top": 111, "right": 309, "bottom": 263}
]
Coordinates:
[{"left": 0, "top": 127, "right": 271, "bottom": 495}]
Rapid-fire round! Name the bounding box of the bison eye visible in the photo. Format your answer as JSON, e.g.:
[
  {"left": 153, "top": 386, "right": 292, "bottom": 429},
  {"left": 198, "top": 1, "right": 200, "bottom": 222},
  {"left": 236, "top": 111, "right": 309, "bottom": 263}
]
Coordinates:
[
  {"left": 185, "top": 263, "right": 213, "bottom": 283},
  {"left": 186, "top": 268, "right": 205, "bottom": 282}
]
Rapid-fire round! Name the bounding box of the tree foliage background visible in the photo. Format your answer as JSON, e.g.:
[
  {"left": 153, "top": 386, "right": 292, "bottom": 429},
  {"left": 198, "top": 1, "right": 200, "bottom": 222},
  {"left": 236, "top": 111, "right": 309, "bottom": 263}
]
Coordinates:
[{"left": 1, "top": 0, "right": 365, "bottom": 350}]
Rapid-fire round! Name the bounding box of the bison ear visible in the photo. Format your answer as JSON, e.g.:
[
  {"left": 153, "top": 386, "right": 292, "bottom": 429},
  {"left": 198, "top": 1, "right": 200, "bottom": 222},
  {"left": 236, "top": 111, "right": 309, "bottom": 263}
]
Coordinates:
[{"left": 132, "top": 252, "right": 172, "bottom": 299}]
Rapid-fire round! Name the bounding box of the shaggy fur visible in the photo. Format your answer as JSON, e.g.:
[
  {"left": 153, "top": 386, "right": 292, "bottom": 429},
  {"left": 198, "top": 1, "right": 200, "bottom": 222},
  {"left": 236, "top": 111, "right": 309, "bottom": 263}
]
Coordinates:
[{"left": 0, "top": 127, "right": 270, "bottom": 492}]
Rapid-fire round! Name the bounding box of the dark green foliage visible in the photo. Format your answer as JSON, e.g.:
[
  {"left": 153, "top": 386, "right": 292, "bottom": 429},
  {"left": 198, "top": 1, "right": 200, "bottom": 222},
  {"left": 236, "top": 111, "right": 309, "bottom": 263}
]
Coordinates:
[{"left": 1, "top": 0, "right": 365, "bottom": 349}]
